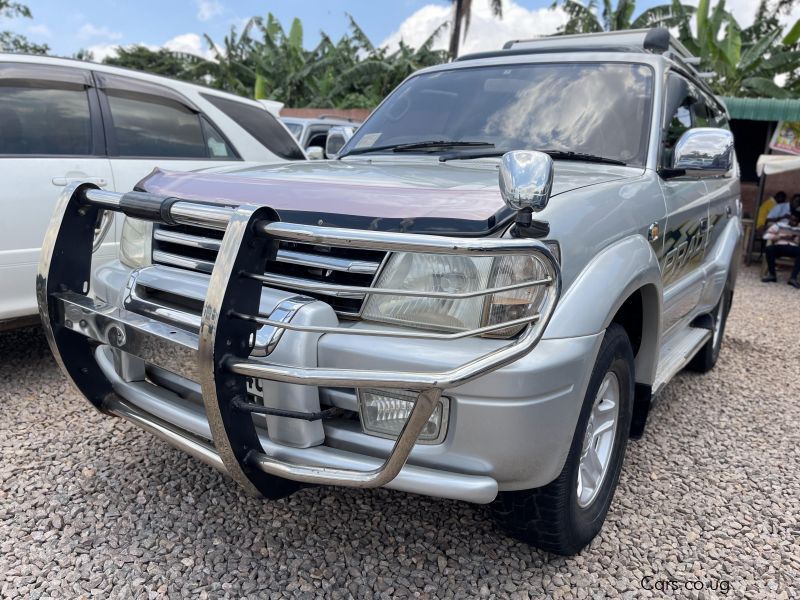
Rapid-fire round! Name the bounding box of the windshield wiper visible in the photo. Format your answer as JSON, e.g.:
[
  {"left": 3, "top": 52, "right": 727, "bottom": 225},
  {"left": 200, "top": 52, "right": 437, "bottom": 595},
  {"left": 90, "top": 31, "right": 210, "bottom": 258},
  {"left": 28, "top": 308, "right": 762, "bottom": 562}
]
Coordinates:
[
  {"left": 539, "top": 150, "right": 627, "bottom": 166},
  {"left": 341, "top": 140, "right": 494, "bottom": 158},
  {"left": 439, "top": 149, "right": 628, "bottom": 165}
]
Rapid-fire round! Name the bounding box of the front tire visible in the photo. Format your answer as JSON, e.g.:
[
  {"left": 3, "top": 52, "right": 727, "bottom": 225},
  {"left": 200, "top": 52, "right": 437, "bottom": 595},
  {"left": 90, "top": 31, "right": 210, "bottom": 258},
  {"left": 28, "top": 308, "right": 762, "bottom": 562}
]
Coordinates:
[
  {"left": 490, "top": 323, "right": 634, "bottom": 555},
  {"left": 687, "top": 284, "right": 732, "bottom": 373}
]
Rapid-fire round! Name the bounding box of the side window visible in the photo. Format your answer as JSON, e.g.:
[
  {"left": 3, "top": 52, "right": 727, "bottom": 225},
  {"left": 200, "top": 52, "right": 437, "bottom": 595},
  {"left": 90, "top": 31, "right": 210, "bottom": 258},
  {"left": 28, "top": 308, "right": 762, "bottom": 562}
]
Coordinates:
[
  {"left": 691, "top": 99, "right": 713, "bottom": 127},
  {"left": 306, "top": 131, "right": 328, "bottom": 148},
  {"left": 200, "top": 116, "right": 237, "bottom": 158},
  {"left": 0, "top": 82, "right": 92, "bottom": 156},
  {"left": 106, "top": 92, "right": 207, "bottom": 158},
  {"left": 201, "top": 93, "right": 305, "bottom": 160},
  {"left": 661, "top": 74, "right": 694, "bottom": 169}
]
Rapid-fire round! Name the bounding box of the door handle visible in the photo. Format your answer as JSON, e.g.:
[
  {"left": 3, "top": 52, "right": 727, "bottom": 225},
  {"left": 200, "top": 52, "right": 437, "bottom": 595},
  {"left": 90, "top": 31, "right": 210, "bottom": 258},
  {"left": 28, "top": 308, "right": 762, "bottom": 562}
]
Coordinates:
[{"left": 52, "top": 176, "right": 108, "bottom": 187}]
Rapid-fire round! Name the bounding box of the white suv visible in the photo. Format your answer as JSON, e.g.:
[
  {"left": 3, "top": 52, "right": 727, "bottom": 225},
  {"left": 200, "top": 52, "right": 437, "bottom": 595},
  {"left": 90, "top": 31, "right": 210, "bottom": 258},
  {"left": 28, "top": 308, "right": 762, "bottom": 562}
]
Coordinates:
[{"left": 0, "top": 54, "right": 304, "bottom": 329}]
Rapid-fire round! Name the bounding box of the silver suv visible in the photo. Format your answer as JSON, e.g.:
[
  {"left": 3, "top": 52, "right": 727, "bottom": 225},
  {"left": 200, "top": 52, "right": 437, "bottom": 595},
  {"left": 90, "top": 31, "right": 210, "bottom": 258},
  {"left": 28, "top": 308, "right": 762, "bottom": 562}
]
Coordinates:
[{"left": 38, "top": 28, "right": 740, "bottom": 555}]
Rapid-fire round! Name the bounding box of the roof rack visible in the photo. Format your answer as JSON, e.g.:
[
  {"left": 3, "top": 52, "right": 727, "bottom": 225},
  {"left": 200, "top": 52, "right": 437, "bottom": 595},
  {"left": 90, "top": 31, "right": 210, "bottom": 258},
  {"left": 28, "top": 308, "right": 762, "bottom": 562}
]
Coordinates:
[
  {"left": 456, "top": 27, "right": 711, "bottom": 88},
  {"left": 458, "top": 28, "right": 697, "bottom": 67},
  {"left": 503, "top": 28, "right": 692, "bottom": 57}
]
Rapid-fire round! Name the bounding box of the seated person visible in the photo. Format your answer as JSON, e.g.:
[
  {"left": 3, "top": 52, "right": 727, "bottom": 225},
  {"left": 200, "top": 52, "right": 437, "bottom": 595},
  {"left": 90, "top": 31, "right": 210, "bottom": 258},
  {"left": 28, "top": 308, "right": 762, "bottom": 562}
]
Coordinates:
[
  {"left": 765, "top": 191, "right": 791, "bottom": 224},
  {"left": 756, "top": 193, "right": 778, "bottom": 230},
  {"left": 762, "top": 213, "right": 800, "bottom": 288}
]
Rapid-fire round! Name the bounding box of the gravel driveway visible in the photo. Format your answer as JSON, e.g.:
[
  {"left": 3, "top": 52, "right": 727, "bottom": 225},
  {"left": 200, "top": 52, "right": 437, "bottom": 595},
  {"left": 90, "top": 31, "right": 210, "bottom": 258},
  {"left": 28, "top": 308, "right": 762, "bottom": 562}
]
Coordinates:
[{"left": 1, "top": 265, "right": 798, "bottom": 599}]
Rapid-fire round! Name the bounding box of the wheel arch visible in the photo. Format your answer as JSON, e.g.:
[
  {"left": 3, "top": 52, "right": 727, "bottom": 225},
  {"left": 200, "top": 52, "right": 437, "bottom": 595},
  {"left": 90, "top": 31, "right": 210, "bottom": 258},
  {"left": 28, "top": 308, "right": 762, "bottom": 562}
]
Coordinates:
[{"left": 544, "top": 234, "right": 663, "bottom": 387}]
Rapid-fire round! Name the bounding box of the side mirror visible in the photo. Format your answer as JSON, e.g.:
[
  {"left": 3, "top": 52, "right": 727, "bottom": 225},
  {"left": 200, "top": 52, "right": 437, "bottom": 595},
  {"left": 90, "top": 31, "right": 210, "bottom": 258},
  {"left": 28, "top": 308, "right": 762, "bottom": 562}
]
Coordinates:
[
  {"left": 499, "top": 150, "right": 554, "bottom": 213},
  {"left": 325, "top": 125, "right": 356, "bottom": 159},
  {"left": 672, "top": 127, "right": 734, "bottom": 177},
  {"left": 306, "top": 146, "right": 324, "bottom": 160}
]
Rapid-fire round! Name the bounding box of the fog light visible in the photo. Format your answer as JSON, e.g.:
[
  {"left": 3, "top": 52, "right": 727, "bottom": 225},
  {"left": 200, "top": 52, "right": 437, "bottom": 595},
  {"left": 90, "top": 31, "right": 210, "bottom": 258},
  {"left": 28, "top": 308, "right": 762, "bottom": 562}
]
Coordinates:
[{"left": 357, "top": 389, "right": 449, "bottom": 444}]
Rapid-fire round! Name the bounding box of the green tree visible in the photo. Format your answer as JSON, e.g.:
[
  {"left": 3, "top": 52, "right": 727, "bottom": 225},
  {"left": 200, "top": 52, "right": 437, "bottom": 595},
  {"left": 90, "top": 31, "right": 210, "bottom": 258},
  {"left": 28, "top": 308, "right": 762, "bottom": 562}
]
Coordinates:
[
  {"left": 0, "top": 0, "right": 49, "bottom": 54},
  {"left": 196, "top": 13, "right": 447, "bottom": 108},
  {"left": 449, "top": 0, "right": 503, "bottom": 58},
  {"left": 676, "top": 0, "right": 800, "bottom": 98},
  {"left": 553, "top": 0, "right": 694, "bottom": 34},
  {"left": 104, "top": 45, "right": 206, "bottom": 82}
]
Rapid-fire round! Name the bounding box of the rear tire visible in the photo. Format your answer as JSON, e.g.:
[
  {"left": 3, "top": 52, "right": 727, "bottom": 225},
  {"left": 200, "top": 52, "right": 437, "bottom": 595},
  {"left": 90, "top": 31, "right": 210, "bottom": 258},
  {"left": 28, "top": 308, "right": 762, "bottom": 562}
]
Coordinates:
[
  {"left": 490, "top": 323, "right": 634, "bottom": 555},
  {"left": 687, "top": 284, "right": 732, "bottom": 373}
]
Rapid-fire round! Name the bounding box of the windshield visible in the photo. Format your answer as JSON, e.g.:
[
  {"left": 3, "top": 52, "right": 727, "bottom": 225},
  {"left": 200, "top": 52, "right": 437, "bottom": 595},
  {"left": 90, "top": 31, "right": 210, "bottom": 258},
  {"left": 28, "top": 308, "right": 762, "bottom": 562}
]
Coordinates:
[
  {"left": 343, "top": 62, "right": 654, "bottom": 166},
  {"left": 284, "top": 122, "right": 303, "bottom": 139}
]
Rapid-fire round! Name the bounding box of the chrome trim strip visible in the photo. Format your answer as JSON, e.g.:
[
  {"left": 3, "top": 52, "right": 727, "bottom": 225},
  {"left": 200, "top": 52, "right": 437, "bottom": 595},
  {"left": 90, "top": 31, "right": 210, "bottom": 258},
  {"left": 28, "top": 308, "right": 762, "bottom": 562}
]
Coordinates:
[
  {"left": 153, "top": 228, "right": 221, "bottom": 251},
  {"left": 226, "top": 320, "right": 549, "bottom": 390},
  {"left": 254, "top": 272, "right": 365, "bottom": 299},
  {"left": 153, "top": 249, "right": 214, "bottom": 273},
  {"left": 246, "top": 271, "right": 552, "bottom": 299},
  {"left": 276, "top": 249, "right": 380, "bottom": 275},
  {"left": 153, "top": 229, "right": 381, "bottom": 274},
  {"left": 260, "top": 221, "right": 554, "bottom": 255},
  {"left": 231, "top": 310, "right": 540, "bottom": 340}
]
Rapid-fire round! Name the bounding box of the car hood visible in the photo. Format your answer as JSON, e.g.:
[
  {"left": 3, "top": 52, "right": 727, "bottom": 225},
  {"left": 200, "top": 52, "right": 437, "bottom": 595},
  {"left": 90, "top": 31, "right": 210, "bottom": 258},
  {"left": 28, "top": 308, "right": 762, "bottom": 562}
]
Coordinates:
[{"left": 139, "top": 157, "right": 643, "bottom": 235}]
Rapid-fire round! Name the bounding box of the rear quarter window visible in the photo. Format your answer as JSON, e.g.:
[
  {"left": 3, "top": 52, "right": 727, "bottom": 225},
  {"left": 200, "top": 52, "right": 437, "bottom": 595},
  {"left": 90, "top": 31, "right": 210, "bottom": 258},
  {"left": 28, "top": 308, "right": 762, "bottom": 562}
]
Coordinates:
[{"left": 202, "top": 94, "right": 305, "bottom": 160}]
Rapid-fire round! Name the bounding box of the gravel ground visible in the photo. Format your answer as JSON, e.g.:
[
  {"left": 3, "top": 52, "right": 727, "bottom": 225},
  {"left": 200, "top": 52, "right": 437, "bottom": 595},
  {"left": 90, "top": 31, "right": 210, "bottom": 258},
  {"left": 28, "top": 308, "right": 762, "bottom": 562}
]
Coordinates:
[{"left": 1, "top": 264, "right": 798, "bottom": 599}]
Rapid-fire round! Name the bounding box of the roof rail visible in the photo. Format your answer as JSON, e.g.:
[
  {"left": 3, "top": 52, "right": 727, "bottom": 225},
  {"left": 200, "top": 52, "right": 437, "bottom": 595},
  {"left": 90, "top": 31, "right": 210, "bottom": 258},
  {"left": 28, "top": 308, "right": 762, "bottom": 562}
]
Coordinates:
[
  {"left": 457, "top": 28, "right": 708, "bottom": 81},
  {"left": 500, "top": 28, "right": 695, "bottom": 59}
]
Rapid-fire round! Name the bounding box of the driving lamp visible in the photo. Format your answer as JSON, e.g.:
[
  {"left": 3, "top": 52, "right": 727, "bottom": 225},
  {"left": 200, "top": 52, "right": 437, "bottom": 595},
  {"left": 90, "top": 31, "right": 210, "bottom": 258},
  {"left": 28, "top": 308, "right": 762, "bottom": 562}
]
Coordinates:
[
  {"left": 358, "top": 388, "right": 449, "bottom": 443},
  {"left": 362, "top": 252, "right": 551, "bottom": 338},
  {"left": 119, "top": 217, "right": 153, "bottom": 269}
]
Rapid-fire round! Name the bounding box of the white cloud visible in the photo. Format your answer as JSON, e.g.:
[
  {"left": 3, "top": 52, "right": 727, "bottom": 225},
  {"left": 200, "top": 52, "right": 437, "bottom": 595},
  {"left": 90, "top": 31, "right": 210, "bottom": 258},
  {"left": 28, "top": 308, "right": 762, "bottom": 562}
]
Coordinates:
[
  {"left": 164, "top": 33, "right": 214, "bottom": 59},
  {"left": 87, "top": 33, "right": 213, "bottom": 63},
  {"left": 27, "top": 24, "right": 52, "bottom": 38},
  {"left": 196, "top": 0, "right": 223, "bottom": 22},
  {"left": 78, "top": 23, "right": 123, "bottom": 41},
  {"left": 381, "top": 0, "right": 568, "bottom": 56},
  {"left": 85, "top": 44, "right": 125, "bottom": 62}
]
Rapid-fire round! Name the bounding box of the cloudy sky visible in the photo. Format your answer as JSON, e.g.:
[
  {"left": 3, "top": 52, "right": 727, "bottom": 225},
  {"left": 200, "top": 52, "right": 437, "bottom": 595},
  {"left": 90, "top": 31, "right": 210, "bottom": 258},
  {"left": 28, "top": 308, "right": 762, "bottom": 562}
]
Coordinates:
[{"left": 1, "top": 0, "right": 791, "bottom": 62}]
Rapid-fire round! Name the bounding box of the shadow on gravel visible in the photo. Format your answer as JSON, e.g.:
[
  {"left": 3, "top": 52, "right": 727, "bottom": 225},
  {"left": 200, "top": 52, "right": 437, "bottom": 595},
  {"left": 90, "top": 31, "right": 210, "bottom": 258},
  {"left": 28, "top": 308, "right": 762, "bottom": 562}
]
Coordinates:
[{"left": 0, "top": 325, "right": 50, "bottom": 363}]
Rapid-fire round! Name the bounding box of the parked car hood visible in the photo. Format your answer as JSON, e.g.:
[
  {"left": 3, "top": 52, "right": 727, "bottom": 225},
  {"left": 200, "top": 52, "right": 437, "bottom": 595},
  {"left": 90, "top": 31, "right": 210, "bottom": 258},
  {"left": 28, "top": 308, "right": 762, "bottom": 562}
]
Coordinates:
[{"left": 139, "top": 157, "right": 643, "bottom": 235}]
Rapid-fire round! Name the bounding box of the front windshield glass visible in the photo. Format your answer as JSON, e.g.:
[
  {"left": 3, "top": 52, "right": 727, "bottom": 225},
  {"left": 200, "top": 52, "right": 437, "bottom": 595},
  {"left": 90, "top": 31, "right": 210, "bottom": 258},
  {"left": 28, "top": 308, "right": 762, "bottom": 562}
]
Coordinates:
[{"left": 343, "top": 62, "right": 653, "bottom": 166}]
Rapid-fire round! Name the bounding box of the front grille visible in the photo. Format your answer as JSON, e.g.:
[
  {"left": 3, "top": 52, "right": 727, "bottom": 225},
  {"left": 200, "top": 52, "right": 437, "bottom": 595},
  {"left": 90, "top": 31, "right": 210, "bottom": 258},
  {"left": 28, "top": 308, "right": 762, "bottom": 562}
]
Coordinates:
[{"left": 151, "top": 224, "right": 387, "bottom": 315}]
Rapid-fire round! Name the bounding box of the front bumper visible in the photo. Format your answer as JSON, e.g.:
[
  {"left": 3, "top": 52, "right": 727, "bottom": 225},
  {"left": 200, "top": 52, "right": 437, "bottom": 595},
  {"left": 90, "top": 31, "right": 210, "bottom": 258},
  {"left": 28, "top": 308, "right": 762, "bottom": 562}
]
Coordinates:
[{"left": 37, "top": 183, "right": 589, "bottom": 504}]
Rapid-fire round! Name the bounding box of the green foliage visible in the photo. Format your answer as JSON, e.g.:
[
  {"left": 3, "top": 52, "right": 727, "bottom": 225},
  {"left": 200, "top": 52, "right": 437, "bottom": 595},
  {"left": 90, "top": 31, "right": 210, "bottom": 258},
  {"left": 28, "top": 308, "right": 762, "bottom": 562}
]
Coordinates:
[
  {"left": 556, "top": 0, "right": 800, "bottom": 98},
  {"left": 100, "top": 13, "right": 447, "bottom": 109},
  {"left": 676, "top": 0, "right": 800, "bottom": 98},
  {"left": 104, "top": 46, "right": 207, "bottom": 80},
  {"left": 0, "top": 0, "right": 49, "bottom": 55},
  {"left": 553, "top": 0, "right": 694, "bottom": 33}
]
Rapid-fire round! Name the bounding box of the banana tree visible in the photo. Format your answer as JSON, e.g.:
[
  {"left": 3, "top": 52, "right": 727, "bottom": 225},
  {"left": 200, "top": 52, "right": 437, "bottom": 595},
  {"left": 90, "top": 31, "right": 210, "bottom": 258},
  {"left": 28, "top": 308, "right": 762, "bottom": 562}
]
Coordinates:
[
  {"left": 553, "top": 0, "right": 695, "bottom": 34},
  {"left": 677, "top": 0, "right": 800, "bottom": 98}
]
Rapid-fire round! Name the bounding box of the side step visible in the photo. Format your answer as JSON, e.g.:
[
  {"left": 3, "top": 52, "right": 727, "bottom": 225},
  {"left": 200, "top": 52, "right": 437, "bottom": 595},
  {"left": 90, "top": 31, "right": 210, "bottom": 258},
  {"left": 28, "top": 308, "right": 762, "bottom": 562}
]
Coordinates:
[{"left": 652, "top": 327, "right": 711, "bottom": 396}]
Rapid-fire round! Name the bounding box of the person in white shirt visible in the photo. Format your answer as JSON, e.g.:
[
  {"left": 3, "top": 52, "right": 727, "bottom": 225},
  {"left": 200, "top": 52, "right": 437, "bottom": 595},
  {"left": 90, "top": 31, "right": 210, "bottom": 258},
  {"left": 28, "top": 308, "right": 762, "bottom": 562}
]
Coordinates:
[
  {"left": 762, "top": 213, "right": 800, "bottom": 288},
  {"left": 766, "top": 193, "right": 792, "bottom": 222}
]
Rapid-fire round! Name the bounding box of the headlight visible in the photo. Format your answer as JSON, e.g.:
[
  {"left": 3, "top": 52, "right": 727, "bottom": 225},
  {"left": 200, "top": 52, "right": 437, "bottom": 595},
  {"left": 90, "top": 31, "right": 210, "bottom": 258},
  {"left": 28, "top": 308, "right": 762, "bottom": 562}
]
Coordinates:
[
  {"left": 119, "top": 217, "right": 152, "bottom": 268},
  {"left": 361, "top": 252, "right": 553, "bottom": 338}
]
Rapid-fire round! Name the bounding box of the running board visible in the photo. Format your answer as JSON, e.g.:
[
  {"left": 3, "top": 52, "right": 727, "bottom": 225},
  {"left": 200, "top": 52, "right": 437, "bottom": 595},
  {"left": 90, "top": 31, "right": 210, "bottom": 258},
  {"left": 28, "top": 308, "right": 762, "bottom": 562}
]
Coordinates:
[{"left": 653, "top": 327, "right": 711, "bottom": 396}]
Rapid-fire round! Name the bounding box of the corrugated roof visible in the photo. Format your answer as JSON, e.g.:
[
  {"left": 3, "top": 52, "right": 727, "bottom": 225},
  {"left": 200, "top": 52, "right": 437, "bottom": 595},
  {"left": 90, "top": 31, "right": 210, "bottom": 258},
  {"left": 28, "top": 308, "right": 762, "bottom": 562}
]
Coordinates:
[{"left": 721, "top": 96, "right": 800, "bottom": 122}]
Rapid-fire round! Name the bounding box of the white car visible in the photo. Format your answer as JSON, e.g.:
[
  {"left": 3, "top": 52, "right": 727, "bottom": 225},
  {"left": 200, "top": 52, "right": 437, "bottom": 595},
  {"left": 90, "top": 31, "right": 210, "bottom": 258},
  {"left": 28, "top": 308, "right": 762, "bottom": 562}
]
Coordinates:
[
  {"left": 281, "top": 116, "right": 360, "bottom": 157},
  {"left": 0, "top": 54, "right": 305, "bottom": 329}
]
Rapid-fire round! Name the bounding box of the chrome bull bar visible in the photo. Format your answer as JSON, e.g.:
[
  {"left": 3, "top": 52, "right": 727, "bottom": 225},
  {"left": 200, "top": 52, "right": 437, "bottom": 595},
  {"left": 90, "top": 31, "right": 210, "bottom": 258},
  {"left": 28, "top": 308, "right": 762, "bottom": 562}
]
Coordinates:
[{"left": 37, "top": 182, "right": 561, "bottom": 499}]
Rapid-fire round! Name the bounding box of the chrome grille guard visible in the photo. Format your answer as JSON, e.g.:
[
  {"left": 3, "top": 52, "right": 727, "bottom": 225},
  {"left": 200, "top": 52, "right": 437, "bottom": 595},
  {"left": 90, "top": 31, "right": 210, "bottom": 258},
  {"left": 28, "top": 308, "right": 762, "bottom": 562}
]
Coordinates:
[{"left": 37, "top": 183, "right": 562, "bottom": 498}]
